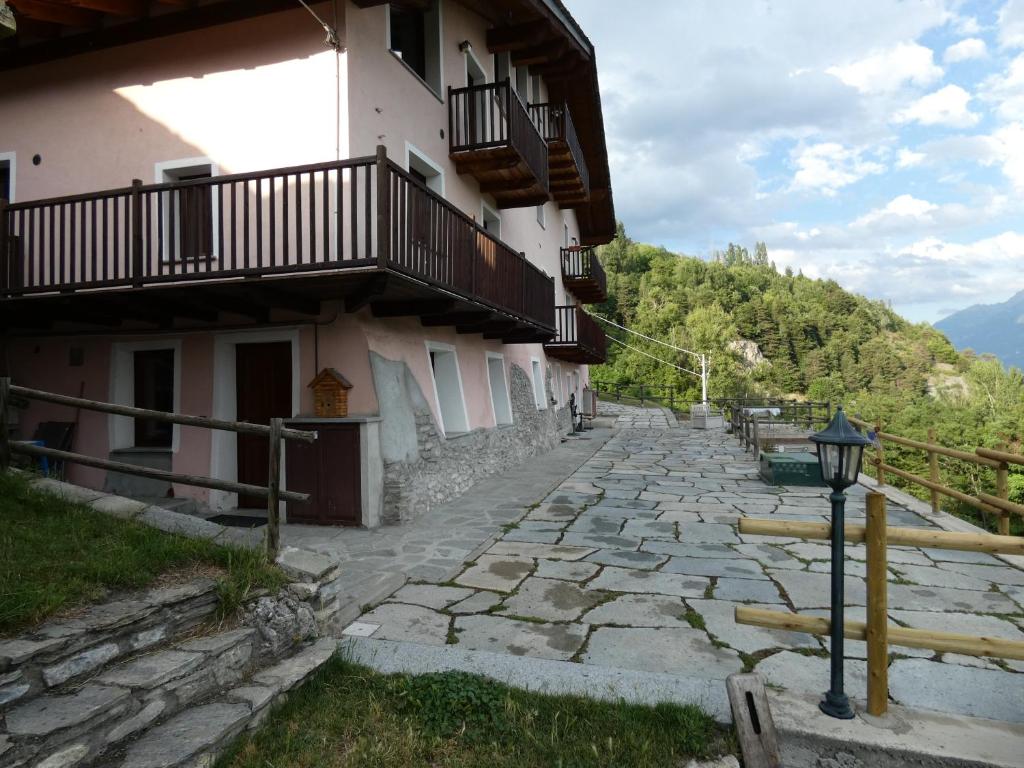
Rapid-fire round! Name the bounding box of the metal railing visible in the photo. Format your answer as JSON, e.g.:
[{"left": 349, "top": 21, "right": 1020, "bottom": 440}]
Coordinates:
[
  {"left": 545, "top": 304, "right": 607, "bottom": 361},
  {"left": 529, "top": 102, "right": 590, "bottom": 199},
  {"left": 560, "top": 246, "right": 606, "bottom": 294}
]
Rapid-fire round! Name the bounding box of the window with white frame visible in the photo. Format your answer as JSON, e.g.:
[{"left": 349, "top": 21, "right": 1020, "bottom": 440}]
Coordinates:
[
  {"left": 536, "top": 203, "right": 545, "bottom": 229},
  {"left": 0, "top": 153, "right": 13, "bottom": 202},
  {"left": 110, "top": 340, "right": 182, "bottom": 451},
  {"left": 486, "top": 353, "right": 513, "bottom": 426},
  {"left": 553, "top": 363, "right": 563, "bottom": 405},
  {"left": 481, "top": 201, "right": 501, "bottom": 238},
  {"left": 564, "top": 223, "right": 570, "bottom": 248},
  {"left": 427, "top": 342, "right": 469, "bottom": 435},
  {"left": 406, "top": 145, "right": 444, "bottom": 194},
  {"left": 530, "top": 358, "right": 546, "bottom": 409},
  {"left": 156, "top": 158, "right": 217, "bottom": 263},
  {"left": 388, "top": 0, "right": 442, "bottom": 95}
]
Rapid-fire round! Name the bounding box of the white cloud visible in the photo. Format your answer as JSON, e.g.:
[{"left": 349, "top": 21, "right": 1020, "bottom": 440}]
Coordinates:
[
  {"left": 789, "top": 143, "right": 885, "bottom": 196},
  {"left": 897, "top": 148, "right": 926, "bottom": 167},
  {"left": 895, "top": 84, "right": 980, "bottom": 127},
  {"left": 998, "top": 0, "right": 1024, "bottom": 48},
  {"left": 988, "top": 122, "right": 1024, "bottom": 189},
  {"left": 827, "top": 42, "right": 943, "bottom": 93},
  {"left": 852, "top": 194, "right": 938, "bottom": 228},
  {"left": 980, "top": 53, "right": 1024, "bottom": 121},
  {"left": 944, "top": 38, "right": 988, "bottom": 63}
]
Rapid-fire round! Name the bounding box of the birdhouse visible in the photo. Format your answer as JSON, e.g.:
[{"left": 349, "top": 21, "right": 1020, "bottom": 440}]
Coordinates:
[{"left": 308, "top": 368, "right": 353, "bottom": 418}]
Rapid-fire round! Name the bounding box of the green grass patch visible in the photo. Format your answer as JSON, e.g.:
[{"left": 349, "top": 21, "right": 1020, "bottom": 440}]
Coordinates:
[
  {"left": 217, "top": 657, "right": 732, "bottom": 768},
  {"left": 0, "top": 472, "right": 285, "bottom": 635}
]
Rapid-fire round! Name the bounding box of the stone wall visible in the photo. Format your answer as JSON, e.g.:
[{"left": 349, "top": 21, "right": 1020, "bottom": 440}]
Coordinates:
[{"left": 373, "top": 354, "right": 570, "bottom": 523}]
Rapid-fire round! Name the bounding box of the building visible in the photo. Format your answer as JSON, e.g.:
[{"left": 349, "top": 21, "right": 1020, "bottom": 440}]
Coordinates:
[{"left": 0, "top": 0, "right": 613, "bottom": 525}]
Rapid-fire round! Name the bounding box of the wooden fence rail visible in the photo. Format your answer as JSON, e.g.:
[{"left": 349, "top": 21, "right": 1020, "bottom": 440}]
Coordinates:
[
  {"left": 736, "top": 493, "right": 1024, "bottom": 716},
  {"left": 728, "top": 400, "right": 832, "bottom": 454},
  {"left": 0, "top": 379, "right": 316, "bottom": 558},
  {"left": 849, "top": 415, "right": 1019, "bottom": 535}
]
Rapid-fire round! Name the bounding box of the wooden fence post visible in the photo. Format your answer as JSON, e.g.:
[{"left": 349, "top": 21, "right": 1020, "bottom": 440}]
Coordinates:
[
  {"left": 996, "top": 454, "right": 1011, "bottom": 537},
  {"left": 875, "top": 420, "right": 886, "bottom": 486},
  {"left": 0, "top": 377, "right": 10, "bottom": 472},
  {"left": 866, "top": 492, "right": 889, "bottom": 717},
  {"left": 266, "top": 417, "right": 283, "bottom": 561},
  {"left": 928, "top": 428, "right": 940, "bottom": 514},
  {"left": 375, "top": 145, "right": 390, "bottom": 269}
]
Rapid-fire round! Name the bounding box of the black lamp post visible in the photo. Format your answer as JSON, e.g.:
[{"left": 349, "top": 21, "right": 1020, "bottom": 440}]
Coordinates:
[{"left": 810, "top": 406, "right": 873, "bottom": 720}]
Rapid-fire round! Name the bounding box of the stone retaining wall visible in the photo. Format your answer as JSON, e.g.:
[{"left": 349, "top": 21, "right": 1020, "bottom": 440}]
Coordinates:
[{"left": 380, "top": 362, "right": 570, "bottom": 523}]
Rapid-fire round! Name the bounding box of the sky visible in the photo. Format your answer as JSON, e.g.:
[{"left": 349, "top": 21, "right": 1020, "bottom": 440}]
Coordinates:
[{"left": 563, "top": 0, "right": 1024, "bottom": 324}]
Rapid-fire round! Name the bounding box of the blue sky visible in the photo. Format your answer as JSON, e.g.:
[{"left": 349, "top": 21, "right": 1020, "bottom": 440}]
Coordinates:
[{"left": 564, "top": 0, "right": 1024, "bottom": 323}]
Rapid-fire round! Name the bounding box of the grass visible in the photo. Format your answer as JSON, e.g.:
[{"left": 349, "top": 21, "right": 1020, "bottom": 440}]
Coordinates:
[
  {"left": 217, "top": 657, "right": 733, "bottom": 768},
  {"left": 0, "top": 472, "right": 285, "bottom": 635}
]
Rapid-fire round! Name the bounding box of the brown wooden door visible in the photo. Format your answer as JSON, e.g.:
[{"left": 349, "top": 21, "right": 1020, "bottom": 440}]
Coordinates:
[
  {"left": 235, "top": 341, "right": 291, "bottom": 508},
  {"left": 285, "top": 424, "right": 361, "bottom": 526}
]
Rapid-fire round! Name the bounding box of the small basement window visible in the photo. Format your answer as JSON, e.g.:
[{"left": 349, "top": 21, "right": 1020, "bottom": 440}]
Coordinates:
[
  {"left": 134, "top": 348, "right": 175, "bottom": 447},
  {"left": 389, "top": 1, "right": 442, "bottom": 94},
  {"left": 486, "top": 353, "right": 513, "bottom": 426},
  {"left": 427, "top": 342, "right": 469, "bottom": 435},
  {"left": 531, "top": 358, "right": 546, "bottom": 409}
]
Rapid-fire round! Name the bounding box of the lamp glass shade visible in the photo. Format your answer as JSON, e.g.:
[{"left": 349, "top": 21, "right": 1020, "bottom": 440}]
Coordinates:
[{"left": 810, "top": 406, "right": 872, "bottom": 491}]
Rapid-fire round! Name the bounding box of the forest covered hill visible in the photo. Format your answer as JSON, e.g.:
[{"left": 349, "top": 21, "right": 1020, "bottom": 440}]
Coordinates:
[
  {"left": 591, "top": 225, "right": 1024, "bottom": 530},
  {"left": 935, "top": 290, "right": 1024, "bottom": 370}
]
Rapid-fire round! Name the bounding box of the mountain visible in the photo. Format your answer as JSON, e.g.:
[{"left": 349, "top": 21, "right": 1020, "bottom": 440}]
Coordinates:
[{"left": 934, "top": 290, "right": 1024, "bottom": 370}]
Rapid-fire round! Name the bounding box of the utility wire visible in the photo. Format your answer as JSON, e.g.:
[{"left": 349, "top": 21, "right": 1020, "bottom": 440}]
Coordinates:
[
  {"left": 297, "top": 0, "right": 342, "bottom": 50},
  {"left": 590, "top": 313, "right": 704, "bottom": 359},
  {"left": 607, "top": 335, "right": 702, "bottom": 379}
]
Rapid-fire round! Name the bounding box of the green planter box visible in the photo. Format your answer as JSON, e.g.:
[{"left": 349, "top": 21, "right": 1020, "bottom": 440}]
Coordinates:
[{"left": 759, "top": 451, "right": 825, "bottom": 487}]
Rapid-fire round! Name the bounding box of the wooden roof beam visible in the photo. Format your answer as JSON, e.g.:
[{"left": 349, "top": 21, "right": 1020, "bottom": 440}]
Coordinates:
[
  {"left": 9, "top": 0, "right": 100, "bottom": 27},
  {"left": 510, "top": 39, "right": 567, "bottom": 67},
  {"left": 65, "top": 0, "right": 147, "bottom": 16},
  {"left": 486, "top": 19, "right": 549, "bottom": 52}
]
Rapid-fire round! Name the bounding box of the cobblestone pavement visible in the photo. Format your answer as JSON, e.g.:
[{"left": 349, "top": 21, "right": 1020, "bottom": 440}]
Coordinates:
[{"left": 350, "top": 404, "right": 1024, "bottom": 723}]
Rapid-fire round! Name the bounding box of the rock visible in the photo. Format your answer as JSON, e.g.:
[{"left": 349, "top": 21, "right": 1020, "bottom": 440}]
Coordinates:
[
  {"left": 120, "top": 702, "right": 251, "bottom": 768},
  {"left": 137, "top": 507, "right": 225, "bottom": 539},
  {"left": 242, "top": 595, "right": 318, "bottom": 657},
  {"left": 453, "top": 614, "right": 588, "bottom": 660},
  {"left": 357, "top": 603, "right": 450, "bottom": 645},
  {"left": 276, "top": 548, "right": 337, "bottom": 583},
  {"left": 42, "top": 642, "right": 120, "bottom": 687},
  {"left": 105, "top": 699, "right": 166, "bottom": 743},
  {"left": 582, "top": 627, "right": 743, "bottom": 678},
  {"left": 98, "top": 650, "right": 203, "bottom": 689},
  {"left": 89, "top": 494, "right": 148, "bottom": 519},
  {"left": 226, "top": 685, "right": 275, "bottom": 713},
  {"left": 684, "top": 757, "right": 740, "bottom": 768},
  {"left": 129, "top": 625, "right": 168, "bottom": 651},
  {"left": 728, "top": 339, "right": 767, "bottom": 369},
  {"left": 502, "top": 577, "right": 608, "bottom": 622},
  {"left": 0, "top": 670, "right": 31, "bottom": 706},
  {"left": 252, "top": 638, "right": 336, "bottom": 693},
  {"left": 0, "top": 636, "right": 67, "bottom": 666},
  {"left": 6, "top": 685, "right": 130, "bottom": 737},
  {"left": 386, "top": 584, "right": 473, "bottom": 610},
  {"left": 178, "top": 628, "right": 257, "bottom": 655},
  {"left": 36, "top": 742, "right": 90, "bottom": 768}
]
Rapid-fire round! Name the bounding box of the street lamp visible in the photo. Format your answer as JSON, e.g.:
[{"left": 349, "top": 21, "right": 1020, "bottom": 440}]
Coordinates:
[{"left": 810, "top": 406, "right": 873, "bottom": 720}]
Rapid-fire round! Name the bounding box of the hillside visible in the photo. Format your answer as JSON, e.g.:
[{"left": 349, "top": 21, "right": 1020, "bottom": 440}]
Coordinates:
[
  {"left": 591, "top": 225, "right": 1024, "bottom": 531},
  {"left": 934, "top": 290, "right": 1024, "bottom": 370}
]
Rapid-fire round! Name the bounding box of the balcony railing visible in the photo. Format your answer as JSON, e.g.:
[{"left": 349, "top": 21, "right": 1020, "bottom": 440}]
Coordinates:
[
  {"left": 560, "top": 246, "right": 607, "bottom": 304},
  {"left": 0, "top": 149, "right": 555, "bottom": 336},
  {"left": 528, "top": 102, "right": 590, "bottom": 207},
  {"left": 544, "top": 304, "right": 607, "bottom": 364},
  {"left": 448, "top": 80, "right": 549, "bottom": 208}
]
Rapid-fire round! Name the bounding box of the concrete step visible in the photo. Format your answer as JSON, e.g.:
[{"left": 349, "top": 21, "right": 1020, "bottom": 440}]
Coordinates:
[{"left": 0, "top": 578, "right": 219, "bottom": 714}]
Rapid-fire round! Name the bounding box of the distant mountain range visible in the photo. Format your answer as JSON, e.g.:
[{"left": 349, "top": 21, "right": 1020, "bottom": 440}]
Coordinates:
[{"left": 934, "top": 290, "right": 1024, "bottom": 370}]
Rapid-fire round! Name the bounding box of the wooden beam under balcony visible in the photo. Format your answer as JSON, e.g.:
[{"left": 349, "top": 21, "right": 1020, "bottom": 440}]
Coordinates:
[
  {"left": 9, "top": 0, "right": 99, "bottom": 27},
  {"left": 485, "top": 19, "right": 550, "bottom": 52}
]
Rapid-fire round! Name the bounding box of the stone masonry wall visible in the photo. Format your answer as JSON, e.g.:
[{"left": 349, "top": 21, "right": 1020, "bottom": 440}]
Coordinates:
[{"left": 380, "top": 361, "right": 570, "bottom": 523}]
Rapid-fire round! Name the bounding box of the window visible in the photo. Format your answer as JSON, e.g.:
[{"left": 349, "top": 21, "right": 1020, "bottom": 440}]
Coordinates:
[
  {"left": 553, "top": 363, "right": 563, "bottom": 405},
  {"left": 486, "top": 353, "right": 513, "bottom": 426},
  {"left": 427, "top": 342, "right": 469, "bottom": 435},
  {"left": 536, "top": 203, "right": 545, "bottom": 229},
  {"left": 0, "top": 152, "right": 14, "bottom": 202},
  {"left": 530, "top": 358, "right": 546, "bottom": 409},
  {"left": 515, "top": 65, "right": 529, "bottom": 98},
  {"left": 530, "top": 75, "right": 543, "bottom": 102},
  {"left": 494, "top": 51, "right": 511, "bottom": 84},
  {"left": 134, "top": 349, "right": 175, "bottom": 447},
  {"left": 481, "top": 201, "right": 501, "bottom": 238},
  {"left": 156, "top": 159, "right": 217, "bottom": 263},
  {"left": 407, "top": 144, "right": 444, "bottom": 194},
  {"left": 564, "top": 224, "right": 570, "bottom": 248},
  {"left": 389, "top": 1, "right": 442, "bottom": 94}
]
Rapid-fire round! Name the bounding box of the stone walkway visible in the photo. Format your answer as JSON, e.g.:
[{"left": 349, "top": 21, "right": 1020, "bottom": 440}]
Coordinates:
[{"left": 347, "top": 404, "right": 1024, "bottom": 724}]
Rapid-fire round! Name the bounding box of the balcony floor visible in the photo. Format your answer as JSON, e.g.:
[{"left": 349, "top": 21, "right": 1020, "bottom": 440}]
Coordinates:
[
  {"left": 451, "top": 147, "right": 549, "bottom": 209},
  {"left": 0, "top": 265, "right": 554, "bottom": 342}
]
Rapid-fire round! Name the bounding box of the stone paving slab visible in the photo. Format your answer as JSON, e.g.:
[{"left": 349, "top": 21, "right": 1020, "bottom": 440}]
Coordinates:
[
  {"left": 501, "top": 578, "right": 608, "bottom": 622},
  {"left": 582, "top": 627, "right": 743, "bottom": 678},
  {"left": 454, "top": 555, "right": 534, "bottom": 593},
  {"left": 453, "top": 615, "right": 587, "bottom": 660}
]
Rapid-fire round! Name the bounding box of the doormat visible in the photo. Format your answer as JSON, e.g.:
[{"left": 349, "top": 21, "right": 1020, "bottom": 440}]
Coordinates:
[{"left": 207, "top": 514, "right": 267, "bottom": 528}]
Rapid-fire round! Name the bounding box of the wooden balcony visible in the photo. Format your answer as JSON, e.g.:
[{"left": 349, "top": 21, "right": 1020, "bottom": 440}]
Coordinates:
[
  {"left": 448, "top": 80, "right": 550, "bottom": 208},
  {"left": 0, "top": 148, "right": 555, "bottom": 342},
  {"left": 543, "top": 304, "right": 606, "bottom": 364},
  {"left": 529, "top": 103, "right": 590, "bottom": 208},
  {"left": 560, "top": 245, "right": 606, "bottom": 303}
]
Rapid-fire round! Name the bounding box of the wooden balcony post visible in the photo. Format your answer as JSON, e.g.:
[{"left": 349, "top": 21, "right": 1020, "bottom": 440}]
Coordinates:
[
  {"left": 130, "top": 179, "right": 143, "bottom": 286},
  {"left": 865, "top": 492, "right": 889, "bottom": 716},
  {"left": 996, "top": 454, "right": 1011, "bottom": 536},
  {"left": 521, "top": 251, "right": 527, "bottom": 316},
  {"left": 928, "top": 428, "right": 940, "bottom": 513},
  {"left": 375, "top": 145, "right": 390, "bottom": 268}
]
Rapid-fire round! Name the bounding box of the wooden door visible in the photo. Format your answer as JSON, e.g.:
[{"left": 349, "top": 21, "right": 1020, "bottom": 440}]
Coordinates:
[{"left": 235, "top": 341, "right": 291, "bottom": 508}]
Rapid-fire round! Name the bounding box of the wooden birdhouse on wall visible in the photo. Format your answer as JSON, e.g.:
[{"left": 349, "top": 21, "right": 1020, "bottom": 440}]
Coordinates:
[{"left": 308, "top": 368, "right": 353, "bottom": 418}]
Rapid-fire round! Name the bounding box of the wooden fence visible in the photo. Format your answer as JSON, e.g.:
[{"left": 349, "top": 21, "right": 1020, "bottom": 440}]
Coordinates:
[
  {"left": 728, "top": 400, "right": 832, "bottom": 455},
  {"left": 849, "top": 415, "right": 1022, "bottom": 536},
  {"left": 0, "top": 378, "right": 316, "bottom": 558},
  {"left": 736, "top": 493, "right": 1024, "bottom": 716}
]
